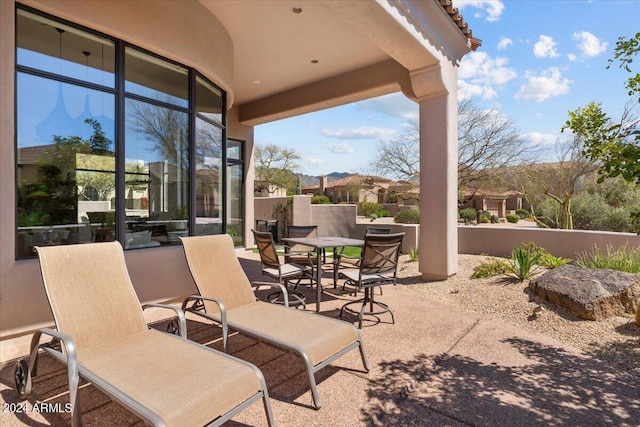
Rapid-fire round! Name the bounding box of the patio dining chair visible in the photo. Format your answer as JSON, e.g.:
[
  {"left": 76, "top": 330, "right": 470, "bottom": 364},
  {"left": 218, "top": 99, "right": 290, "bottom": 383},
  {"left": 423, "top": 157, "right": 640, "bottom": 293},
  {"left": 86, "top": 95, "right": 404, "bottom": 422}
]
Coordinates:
[
  {"left": 338, "top": 232, "right": 404, "bottom": 328},
  {"left": 252, "top": 229, "right": 310, "bottom": 308},
  {"left": 332, "top": 226, "right": 392, "bottom": 289},
  {"left": 180, "top": 234, "right": 370, "bottom": 409},
  {"left": 285, "top": 224, "right": 323, "bottom": 270},
  {"left": 14, "top": 241, "right": 274, "bottom": 427}
]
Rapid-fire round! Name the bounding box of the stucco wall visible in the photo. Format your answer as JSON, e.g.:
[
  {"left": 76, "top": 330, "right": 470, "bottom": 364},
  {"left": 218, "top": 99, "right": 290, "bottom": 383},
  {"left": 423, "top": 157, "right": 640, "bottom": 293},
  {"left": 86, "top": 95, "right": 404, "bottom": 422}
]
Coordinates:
[
  {"left": 459, "top": 226, "right": 640, "bottom": 259},
  {"left": 311, "top": 204, "right": 358, "bottom": 238}
]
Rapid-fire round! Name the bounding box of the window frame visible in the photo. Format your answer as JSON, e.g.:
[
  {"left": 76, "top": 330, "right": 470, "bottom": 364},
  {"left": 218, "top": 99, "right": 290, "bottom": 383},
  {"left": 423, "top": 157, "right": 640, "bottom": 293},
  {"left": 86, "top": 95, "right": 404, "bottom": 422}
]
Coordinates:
[{"left": 15, "top": 4, "right": 228, "bottom": 259}]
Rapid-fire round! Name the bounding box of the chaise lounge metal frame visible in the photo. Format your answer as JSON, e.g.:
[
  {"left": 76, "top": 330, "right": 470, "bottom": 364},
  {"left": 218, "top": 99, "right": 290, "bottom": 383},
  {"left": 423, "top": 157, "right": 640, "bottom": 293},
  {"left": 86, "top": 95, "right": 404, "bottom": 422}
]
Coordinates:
[
  {"left": 14, "top": 241, "right": 275, "bottom": 427},
  {"left": 180, "top": 234, "right": 370, "bottom": 409}
]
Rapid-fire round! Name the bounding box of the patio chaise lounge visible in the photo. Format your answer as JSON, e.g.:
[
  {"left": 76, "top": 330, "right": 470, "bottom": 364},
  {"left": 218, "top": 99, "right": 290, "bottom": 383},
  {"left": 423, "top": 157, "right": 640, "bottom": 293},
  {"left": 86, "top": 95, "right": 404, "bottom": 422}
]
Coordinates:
[
  {"left": 13, "top": 241, "right": 274, "bottom": 427},
  {"left": 180, "top": 234, "right": 370, "bottom": 409}
]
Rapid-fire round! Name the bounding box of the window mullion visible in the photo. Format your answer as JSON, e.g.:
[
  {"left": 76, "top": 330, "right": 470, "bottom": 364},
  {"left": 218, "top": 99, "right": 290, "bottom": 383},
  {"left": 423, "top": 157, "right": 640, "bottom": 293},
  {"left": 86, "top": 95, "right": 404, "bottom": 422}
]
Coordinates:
[
  {"left": 189, "top": 69, "right": 196, "bottom": 236},
  {"left": 115, "top": 39, "right": 126, "bottom": 244}
]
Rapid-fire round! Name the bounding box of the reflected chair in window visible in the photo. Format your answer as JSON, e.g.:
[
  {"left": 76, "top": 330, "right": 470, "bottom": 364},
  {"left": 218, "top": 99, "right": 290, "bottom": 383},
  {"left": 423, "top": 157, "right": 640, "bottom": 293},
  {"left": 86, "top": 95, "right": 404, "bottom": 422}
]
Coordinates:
[
  {"left": 16, "top": 241, "right": 274, "bottom": 427},
  {"left": 333, "top": 226, "right": 392, "bottom": 288},
  {"left": 338, "top": 232, "right": 404, "bottom": 328},
  {"left": 252, "top": 229, "right": 310, "bottom": 308},
  {"left": 180, "top": 234, "right": 370, "bottom": 409}
]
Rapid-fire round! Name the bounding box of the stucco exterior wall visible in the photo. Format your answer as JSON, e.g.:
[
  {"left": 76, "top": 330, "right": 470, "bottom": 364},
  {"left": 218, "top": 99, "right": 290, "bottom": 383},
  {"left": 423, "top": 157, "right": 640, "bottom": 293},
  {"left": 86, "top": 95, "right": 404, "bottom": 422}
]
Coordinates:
[
  {"left": 311, "top": 205, "right": 357, "bottom": 238},
  {"left": 0, "top": 0, "right": 235, "bottom": 358},
  {"left": 459, "top": 226, "right": 640, "bottom": 259}
]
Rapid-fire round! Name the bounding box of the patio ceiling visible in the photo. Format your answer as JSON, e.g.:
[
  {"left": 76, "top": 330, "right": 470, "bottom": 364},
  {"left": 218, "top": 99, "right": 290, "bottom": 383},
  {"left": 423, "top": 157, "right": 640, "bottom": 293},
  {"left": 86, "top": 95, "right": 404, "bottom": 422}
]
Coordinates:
[
  {"left": 200, "top": 0, "right": 472, "bottom": 125},
  {"left": 200, "top": 0, "right": 389, "bottom": 105}
]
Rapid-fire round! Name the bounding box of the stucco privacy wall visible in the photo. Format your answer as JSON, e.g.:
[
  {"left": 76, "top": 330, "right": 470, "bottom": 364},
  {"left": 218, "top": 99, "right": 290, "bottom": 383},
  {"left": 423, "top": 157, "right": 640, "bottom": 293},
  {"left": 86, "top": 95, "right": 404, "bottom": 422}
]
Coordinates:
[
  {"left": 0, "top": 1, "right": 234, "bottom": 350},
  {"left": 459, "top": 226, "right": 640, "bottom": 259}
]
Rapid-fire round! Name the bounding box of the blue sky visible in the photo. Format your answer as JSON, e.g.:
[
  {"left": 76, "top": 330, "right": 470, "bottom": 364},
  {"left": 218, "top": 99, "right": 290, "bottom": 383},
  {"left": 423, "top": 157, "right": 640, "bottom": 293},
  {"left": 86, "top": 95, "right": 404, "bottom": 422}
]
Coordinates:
[{"left": 254, "top": 0, "right": 640, "bottom": 177}]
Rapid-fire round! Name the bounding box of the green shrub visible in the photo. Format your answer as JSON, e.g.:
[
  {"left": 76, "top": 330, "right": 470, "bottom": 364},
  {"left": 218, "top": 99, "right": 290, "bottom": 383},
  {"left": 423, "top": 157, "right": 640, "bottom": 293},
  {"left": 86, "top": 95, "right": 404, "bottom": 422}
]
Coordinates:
[
  {"left": 311, "top": 195, "right": 330, "bottom": 204},
  {"left": 490, "top": 215, "right": 499, "bottom": 223},
  {"left": 459, "top": 208, "right": 477, "bottom": 222},
  {"left": 506, "top": 245, "right": 542, "bottom": 282},
  {"left": 506, "top": 214, "right": 520, "bottom": 224},
  {"left": 471, "top": 258, "right": 510, "bottom": 279},
  {"left": 408, "top": 248, "right": 419, "bottom": 262},
  {"left": 375, "top": 209, "right": 390, "bottom": 218},
  {"left": 515, "top": 209, "right": 530, "bottom": 219},
  {"left": 394, "top": 209, "right": 420, "bottom": 224},
  {"left": 576, "top": 243, "right": 640, "bottom": 273},
  {"left": 358, "top": 202, "right": 383, "bottom": 216},
  {"left": 537, "top": 192, "right": 640, "bottom": 233},
  {"left": 539, "top": 253, "right": 571, "bottom": 269}
]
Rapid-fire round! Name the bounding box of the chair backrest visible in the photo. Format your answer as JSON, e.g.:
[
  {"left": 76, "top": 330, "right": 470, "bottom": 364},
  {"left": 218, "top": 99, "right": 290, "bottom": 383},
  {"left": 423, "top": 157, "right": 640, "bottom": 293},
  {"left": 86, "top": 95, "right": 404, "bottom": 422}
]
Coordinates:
[
  {"left": 252, "top": 229, "right": 281, "bottom": 270},
  {"left": 181, "top": 235, "right": 257, "bottom": 312},
  {"left": 359, "top": 232, "right": 405, "bottom": 277},
  {"left": 287, "top": 225, "right": 318, "bottom": 253},
  {"left": 36, "top": 242, "right": 148, "bottom": 354},
  {"left": 365, "top": 226, "right": 392, "bottom": 235}
]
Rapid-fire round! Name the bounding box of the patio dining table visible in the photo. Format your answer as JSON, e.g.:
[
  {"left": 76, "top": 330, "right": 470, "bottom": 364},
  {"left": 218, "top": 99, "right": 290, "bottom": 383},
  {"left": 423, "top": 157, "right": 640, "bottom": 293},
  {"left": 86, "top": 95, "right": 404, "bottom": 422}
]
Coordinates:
[{"left": 281, "top": 236, "right": 364, "bottom": 312}]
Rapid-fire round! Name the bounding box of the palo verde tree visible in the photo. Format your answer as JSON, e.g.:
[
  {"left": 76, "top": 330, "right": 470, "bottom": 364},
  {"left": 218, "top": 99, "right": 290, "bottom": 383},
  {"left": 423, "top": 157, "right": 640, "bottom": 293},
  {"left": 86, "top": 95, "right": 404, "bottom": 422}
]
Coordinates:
[{"left": 254, "top": 143, "right": 301, "bottom": 195}]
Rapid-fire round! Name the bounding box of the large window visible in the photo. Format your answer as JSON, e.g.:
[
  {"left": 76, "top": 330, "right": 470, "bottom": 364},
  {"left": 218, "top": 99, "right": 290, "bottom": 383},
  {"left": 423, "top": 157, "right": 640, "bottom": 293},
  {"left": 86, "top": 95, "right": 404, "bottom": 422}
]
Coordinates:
[
  {"left": 15, "top": 6, "right": 227, "bottom": 258},
  {"left": 227, "top": 139, "right": 244, "bottom": 246}
]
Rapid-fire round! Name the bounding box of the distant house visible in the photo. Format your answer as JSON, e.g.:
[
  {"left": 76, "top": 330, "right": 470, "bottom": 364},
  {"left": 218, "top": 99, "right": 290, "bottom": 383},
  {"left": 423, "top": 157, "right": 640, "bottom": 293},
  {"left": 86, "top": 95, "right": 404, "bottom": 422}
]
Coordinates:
[
  {"left": 254, "top": 181, "right": 287, "bottom": 198},
  {"left": 302, "top": 174, "right": 421, "bottom": 205},
  {"left": 302, "top": 174, "right": 395, "bottom": 204},
  {"left": 459, "top": 189, "right": 523, "bottom": 218},
  {"left": 388, "top": 180, "right": 420, "bottom": 205}
]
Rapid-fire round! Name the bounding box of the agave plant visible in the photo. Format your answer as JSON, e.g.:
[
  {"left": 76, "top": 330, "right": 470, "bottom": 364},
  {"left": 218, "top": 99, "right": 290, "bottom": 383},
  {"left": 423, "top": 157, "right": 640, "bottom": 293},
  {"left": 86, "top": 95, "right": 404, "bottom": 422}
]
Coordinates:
[
  {"left": 408, "top": 248, "right": 419, "bottom": 262},
  {"left": 506, "top": 246, "right": 542, "bottom": 282}
]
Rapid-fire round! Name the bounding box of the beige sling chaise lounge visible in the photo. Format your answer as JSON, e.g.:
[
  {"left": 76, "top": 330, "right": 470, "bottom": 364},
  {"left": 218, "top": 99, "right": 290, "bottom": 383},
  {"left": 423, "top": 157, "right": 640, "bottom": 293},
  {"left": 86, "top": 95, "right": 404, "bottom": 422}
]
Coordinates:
[
  {"left": 14, "top": 242, "right": 274, "bottom": 427},
  {"left": 180, "top": 234, "right": 370, "bottom": 409}
]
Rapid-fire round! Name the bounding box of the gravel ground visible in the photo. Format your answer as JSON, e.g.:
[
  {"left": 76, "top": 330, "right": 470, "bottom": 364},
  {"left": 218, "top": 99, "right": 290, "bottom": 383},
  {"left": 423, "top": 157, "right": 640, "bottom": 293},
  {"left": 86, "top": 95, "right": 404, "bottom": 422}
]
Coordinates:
[{"left": 399, "top": 254, "right": 640, "bottom": 379}]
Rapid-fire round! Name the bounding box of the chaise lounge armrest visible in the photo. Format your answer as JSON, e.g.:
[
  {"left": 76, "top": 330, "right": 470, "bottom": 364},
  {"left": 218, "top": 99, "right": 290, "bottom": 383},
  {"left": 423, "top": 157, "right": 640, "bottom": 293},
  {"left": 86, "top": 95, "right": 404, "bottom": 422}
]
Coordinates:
[
  {"left": 142, "top": 303, "right": 187, "bottom": 338},
  {"left": 251, "top": 281, "right": 290, "bottom": 307}
]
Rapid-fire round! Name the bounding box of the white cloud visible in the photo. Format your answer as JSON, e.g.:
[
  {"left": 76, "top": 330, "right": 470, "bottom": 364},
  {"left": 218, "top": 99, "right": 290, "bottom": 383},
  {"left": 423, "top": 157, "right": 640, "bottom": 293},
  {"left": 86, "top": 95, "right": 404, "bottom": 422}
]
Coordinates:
[
  {"left": 356, "top": 93, "right": 417, "bottom": 119},
  {"left": 533, "top": 35, "right": 559, "bottom": 58},
  {"left": 522, "top": 132, "right": 557, "bottom": 146},
  {"left": 567, "top": 53, "right": 577, "bottom": 62},
  {"left": 458, "top": 79, "right": 498, "bottom": 101},
  {"left": 573, "top": 31, "right": 608, "bottom": 57},
  {"left": 497, "top": 37, "right": 513, "bottom": 50},
  {"left": 327, "top": 143, "right": 354, "bottom": 154},
  {"left": 456, "top": 0, "right": 505, "bottom": 22},
  {"left": 515, "top": 67, "right": 571, "bottom": 102},
  {"left": 321, "top": 126, "right": 396, "bottom": 140},
  {"left": 306, "top": 157, "right": 323, "bottom": 165},
  {"left": 458, "top": 51, "right": 516, "bottom": 100}
]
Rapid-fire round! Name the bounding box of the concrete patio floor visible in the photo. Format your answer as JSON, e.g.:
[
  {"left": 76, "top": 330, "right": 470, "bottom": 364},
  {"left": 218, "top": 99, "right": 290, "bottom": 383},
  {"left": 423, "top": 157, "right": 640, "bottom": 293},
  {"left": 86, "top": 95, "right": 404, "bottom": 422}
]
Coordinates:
[{"left": 1, "top": 250, "right": 639, "bottom": 426}]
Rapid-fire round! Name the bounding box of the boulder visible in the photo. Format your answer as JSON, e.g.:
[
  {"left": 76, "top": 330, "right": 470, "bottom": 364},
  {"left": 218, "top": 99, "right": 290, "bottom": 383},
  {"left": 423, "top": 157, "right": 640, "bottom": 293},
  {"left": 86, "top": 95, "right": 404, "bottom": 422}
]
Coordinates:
[{"left": 529, "top": 264, "right": 640, "bottom": 320}]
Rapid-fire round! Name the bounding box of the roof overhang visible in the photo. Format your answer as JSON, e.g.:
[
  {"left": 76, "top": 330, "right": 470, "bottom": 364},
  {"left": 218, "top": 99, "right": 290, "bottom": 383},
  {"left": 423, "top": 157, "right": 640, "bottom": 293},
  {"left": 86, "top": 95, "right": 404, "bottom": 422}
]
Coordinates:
[{"left": 199, "top": 0, "right": 475, "bottom": 125}]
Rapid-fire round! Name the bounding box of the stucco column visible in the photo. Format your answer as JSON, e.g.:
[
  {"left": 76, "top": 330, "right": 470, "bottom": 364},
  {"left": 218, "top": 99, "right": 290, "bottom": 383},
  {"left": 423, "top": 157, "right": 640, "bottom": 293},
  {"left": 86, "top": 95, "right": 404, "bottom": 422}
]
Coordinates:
[{"left": 418, "top": 93, "right": 459, "bottom": 279}]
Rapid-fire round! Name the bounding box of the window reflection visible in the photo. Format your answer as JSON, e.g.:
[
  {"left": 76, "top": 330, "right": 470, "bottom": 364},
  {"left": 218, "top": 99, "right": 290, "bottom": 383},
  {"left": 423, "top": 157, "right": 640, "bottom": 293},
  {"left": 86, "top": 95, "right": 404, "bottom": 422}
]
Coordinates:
[
  {"left": 196, "top": 75, "right": 223, "bottom": 123},
  {"left": 16, "top": 74, "right": 115, "bottom": 257},
  {"left": 125, "top": 99, "right": 189, "bottom": 246},
  {"left": 17, "top": 9, "right": 115, "bottom": 87},
  {"left": 195, "top": 118, "right": 222, "bottom": 236},
  {"left": 227, "top": 162, "right": 244, "bottom": 246},
  {"left": 16, "top": 6, "right": 229, "bottom": 258},
  {"left": 125, "top": 47, "right": 188, "bottom": 108}
]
